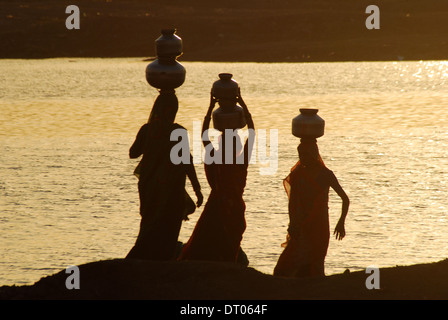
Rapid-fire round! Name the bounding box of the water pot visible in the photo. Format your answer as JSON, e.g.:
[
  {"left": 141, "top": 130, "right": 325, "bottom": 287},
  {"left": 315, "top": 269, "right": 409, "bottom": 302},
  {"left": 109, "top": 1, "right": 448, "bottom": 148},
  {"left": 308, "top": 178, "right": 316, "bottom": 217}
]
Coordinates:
[
  {"left": 292, "top": 108, "right": 325, "bottom": 138},
  {"left": 145, "top": 58, "right": 186, "bottom": 90},
  {"left": 212, "top": 104, "right": 246, "bottom": 132},
  {"left": 146, "top": 29, "right": 185, "bottom": 90},
  {"left": 212, "top": 73, "right": 239, "bottom": 100},
  {"left": 155, "top": 29, "right": 183, "bottom": 59},
  {"left": 211, "top": 73, "right": 246, "bottom": 131}
]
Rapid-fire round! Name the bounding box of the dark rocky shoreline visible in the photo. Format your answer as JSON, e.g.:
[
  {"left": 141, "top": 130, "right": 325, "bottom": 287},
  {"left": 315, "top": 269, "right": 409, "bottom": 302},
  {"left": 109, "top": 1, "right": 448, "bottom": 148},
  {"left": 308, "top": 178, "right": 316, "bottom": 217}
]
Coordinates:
[
  {"left": 1, "top": 258, "right": 448, "bottom": 300},
  {"left": 1, "top": 0, "right": 448, "bottom": 61}
]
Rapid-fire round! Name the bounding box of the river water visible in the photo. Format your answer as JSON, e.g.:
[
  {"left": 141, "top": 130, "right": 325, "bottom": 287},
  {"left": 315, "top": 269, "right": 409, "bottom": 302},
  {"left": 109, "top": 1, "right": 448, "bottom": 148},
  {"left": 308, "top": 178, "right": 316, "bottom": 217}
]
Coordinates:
[{"left": 1, "top": 58, "right": 447, "bottom": 285}]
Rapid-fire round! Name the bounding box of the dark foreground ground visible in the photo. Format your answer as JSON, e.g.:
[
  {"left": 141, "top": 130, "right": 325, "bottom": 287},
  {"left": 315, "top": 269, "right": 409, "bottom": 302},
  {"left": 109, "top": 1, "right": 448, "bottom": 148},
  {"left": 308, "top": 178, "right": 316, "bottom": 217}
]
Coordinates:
[
  {"left": 1, "top": 0, "right": 448, "bottom": 61},
  {"left": 1, "top": 258, "right": 448, "bottom": 300}
]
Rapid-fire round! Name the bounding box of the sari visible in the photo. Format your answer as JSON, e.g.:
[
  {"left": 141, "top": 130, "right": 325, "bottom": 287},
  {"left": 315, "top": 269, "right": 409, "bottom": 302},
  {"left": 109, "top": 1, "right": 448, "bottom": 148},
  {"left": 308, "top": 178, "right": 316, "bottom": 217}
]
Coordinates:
[
  {"left": 179, "top": 135, "right": 249, "bottom": 262},
  {"left": 274, "top": 142, "right": 333, "bottom": 278},
  {"left": 126, "top": 94, "right": 199, "bottom": 261}
]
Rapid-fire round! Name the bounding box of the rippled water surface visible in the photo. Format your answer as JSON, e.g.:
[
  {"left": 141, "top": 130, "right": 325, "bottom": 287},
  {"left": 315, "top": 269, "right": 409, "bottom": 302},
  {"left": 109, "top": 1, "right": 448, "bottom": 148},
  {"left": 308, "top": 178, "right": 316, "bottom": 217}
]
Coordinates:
[{"left": 1, "top": 59, "right": 447, "bottom": 285}]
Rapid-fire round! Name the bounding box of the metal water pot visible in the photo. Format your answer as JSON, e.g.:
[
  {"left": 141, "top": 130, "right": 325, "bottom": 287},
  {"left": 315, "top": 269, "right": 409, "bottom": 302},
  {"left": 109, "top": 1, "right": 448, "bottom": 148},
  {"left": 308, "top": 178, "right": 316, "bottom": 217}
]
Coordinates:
[
  {"left": 211, "top": 73, "right": 246, "bottom": 131},
  {"left": 146, "top": 29, "right": 186, "bottom": 90},
  {"left": 212, "top": 104, "right": 246, "bottom": 132},
  {"left": 155, "top": 29, "right": 183, "bottom": 59},
  {"left": 211, "top": 73, "right": 239, "bottom": 100},
  {"left": 145, "top": 58, "right": 186, "bottom": 90},
  {"left": 292, "top": 109, "right": 325, "bottom": 138}
]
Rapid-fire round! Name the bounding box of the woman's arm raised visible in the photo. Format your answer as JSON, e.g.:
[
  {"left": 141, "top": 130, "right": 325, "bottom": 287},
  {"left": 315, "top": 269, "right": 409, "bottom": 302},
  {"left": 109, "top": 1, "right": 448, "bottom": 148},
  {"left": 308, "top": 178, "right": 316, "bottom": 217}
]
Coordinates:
[
  {"left": 202, "top": 91, "right": 217, "bottom": 148},
  {"left": 237, "top": 89, "right": 255, "bottom": 166}
]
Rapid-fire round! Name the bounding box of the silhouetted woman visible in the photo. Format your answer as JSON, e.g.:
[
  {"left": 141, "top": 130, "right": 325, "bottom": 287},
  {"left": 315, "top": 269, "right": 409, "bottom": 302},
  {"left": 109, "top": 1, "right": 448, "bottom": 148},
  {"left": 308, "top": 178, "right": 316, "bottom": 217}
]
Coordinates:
[
  {"left": 179, "top": 90, "right": 255, "bottom": 262},
  {"left": 126, "top": 92, "right": 203, "bottom": 260},
  {"left": 274, "top": 139, "right": 349, "bottom": 278}
]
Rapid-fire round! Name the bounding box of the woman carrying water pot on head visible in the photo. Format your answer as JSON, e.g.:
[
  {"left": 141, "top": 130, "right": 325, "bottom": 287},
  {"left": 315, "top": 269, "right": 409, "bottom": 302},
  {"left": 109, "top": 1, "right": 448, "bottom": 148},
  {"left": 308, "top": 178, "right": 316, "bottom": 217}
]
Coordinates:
[
  {"left": 274, "top": 109, "right": 349, "bottom": 278},
  {"left": 179, "top": 74, "right": 255, "bottom": 264}
]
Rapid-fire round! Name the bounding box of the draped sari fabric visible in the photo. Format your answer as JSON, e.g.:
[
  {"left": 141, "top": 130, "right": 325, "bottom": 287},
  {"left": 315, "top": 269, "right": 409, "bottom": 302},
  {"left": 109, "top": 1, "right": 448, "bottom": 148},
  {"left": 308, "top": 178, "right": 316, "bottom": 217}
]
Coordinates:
[
  {"left": 274, "top": 140, "right": 333, "bottom": 278},
  {"left": 126, "top": 94, "right": 197, "bottom": 261},
  {"left": 179, "top": 136, "right": 248, "bottom": 262}
]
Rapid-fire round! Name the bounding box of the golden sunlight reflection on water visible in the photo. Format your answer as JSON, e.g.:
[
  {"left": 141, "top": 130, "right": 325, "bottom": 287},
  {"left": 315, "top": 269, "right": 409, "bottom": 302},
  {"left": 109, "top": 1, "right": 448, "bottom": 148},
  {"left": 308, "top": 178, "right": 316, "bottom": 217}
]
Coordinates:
[{"left": 1, "top": 59, "right": 447, "bottom": 285}]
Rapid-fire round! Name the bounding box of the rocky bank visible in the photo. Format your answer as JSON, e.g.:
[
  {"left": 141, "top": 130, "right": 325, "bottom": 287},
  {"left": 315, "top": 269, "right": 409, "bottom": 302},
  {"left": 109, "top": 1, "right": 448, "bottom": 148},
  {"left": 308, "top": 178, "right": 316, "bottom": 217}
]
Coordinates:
[
  {"left": 1, "top": 0, "right": 448, "bottom": 61},
  {"left": 1, "top": 258, "right": 448, "bottom": 300}
]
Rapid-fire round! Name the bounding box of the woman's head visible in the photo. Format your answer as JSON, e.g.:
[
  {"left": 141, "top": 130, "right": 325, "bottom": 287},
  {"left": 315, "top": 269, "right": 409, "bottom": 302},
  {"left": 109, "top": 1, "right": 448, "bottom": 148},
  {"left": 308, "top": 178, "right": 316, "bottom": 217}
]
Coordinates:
[
  {"left": 297, "top": 139, "right": 325, "bottom": 167},
  {"left": 149, "top": 91, "right": 179, "bottom": 124}
]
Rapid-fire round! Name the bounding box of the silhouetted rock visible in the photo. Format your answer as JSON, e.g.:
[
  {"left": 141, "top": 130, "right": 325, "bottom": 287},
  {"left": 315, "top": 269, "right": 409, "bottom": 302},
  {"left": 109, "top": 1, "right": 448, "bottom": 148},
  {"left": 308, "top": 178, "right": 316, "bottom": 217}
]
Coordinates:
[
  {"left": 1, "top": 0, "right": 448, "bottom": 61},
  {"left": 1, "top": 259, "right": 448, "bottom": 300}
]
